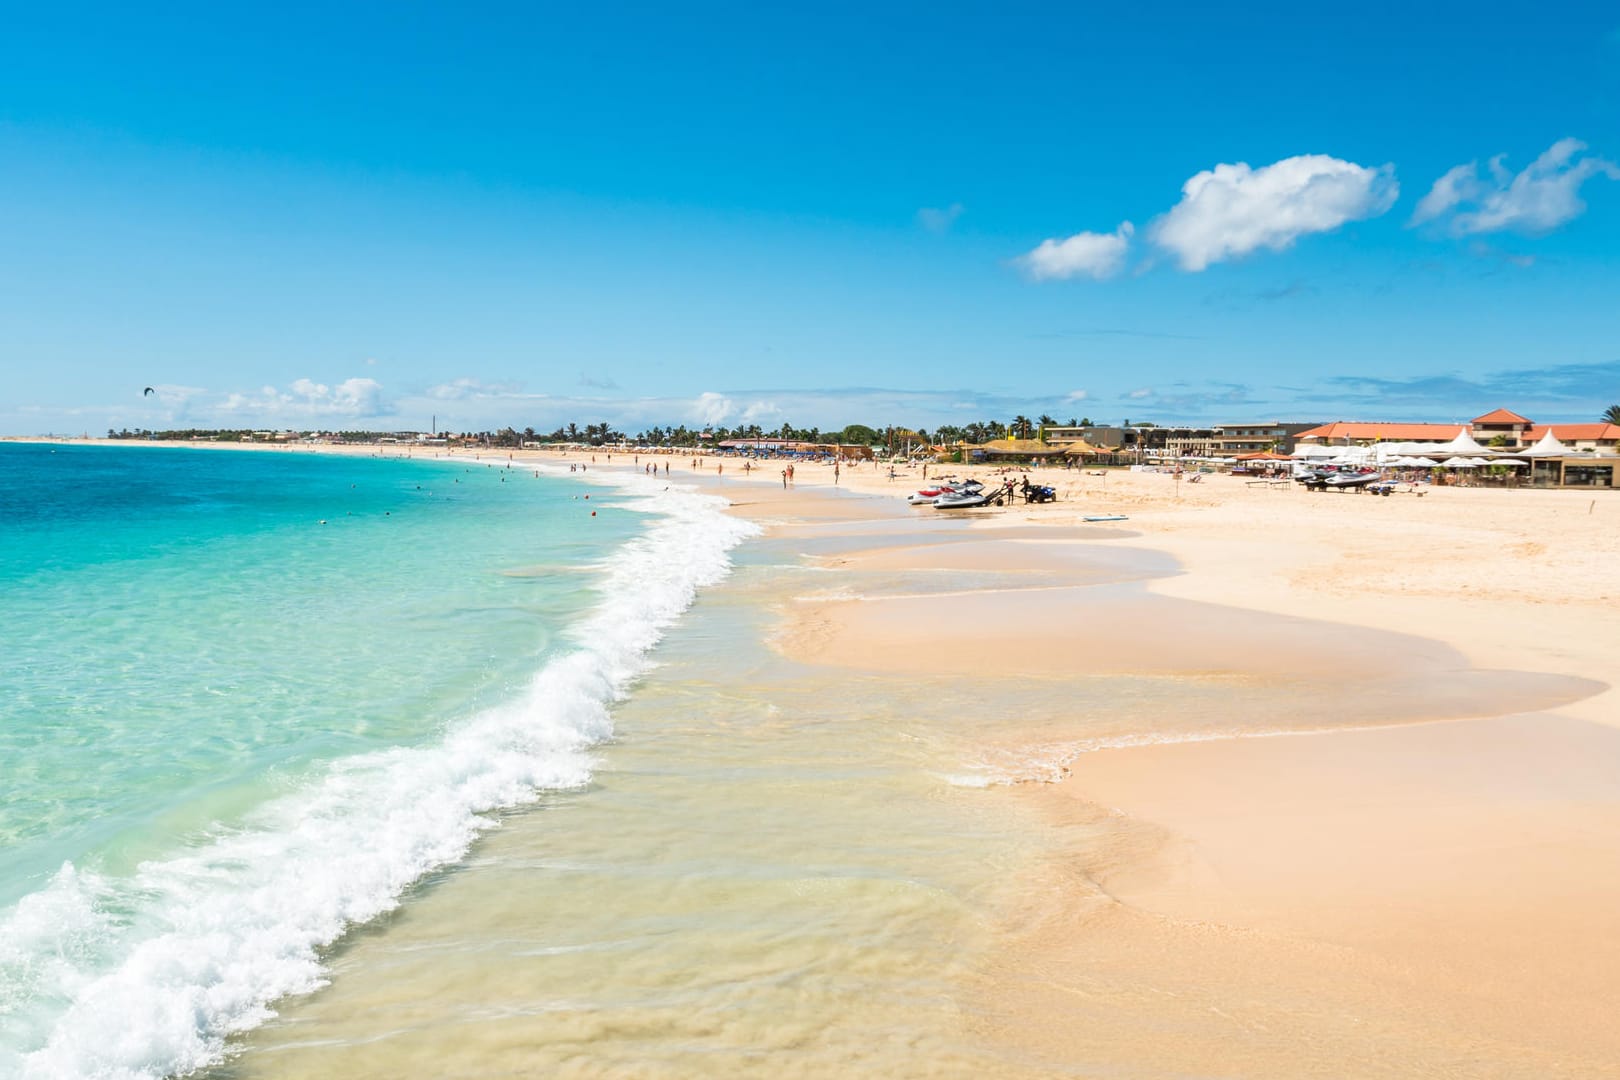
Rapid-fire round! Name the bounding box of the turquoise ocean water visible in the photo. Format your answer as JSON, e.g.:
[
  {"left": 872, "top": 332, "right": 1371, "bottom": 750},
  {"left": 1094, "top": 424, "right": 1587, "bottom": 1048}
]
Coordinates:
[{"left": 0, "top": 443, "right": 751, "bottom": 1078}]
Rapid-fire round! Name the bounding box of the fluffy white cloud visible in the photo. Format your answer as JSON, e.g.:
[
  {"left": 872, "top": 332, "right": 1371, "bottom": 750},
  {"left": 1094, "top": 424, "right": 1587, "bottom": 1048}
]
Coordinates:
[
  {"left": 1064, "top": 389, "right": 1089, "bottom": 402},
  {"left": 1410, "top": 138, "right": 1619, "bottom": 235},
  {"left": 693, "top": 391, "right": 734, "bottom": 426},
  {"left": 221, "top": 377, "right": 388, "bottom": 419},
  {"left": 1018, "top": 222, "right": 1134, "bottom": 281},
  {"left": 1150, "top": 155, "right": 1398, "bottom": 271}
]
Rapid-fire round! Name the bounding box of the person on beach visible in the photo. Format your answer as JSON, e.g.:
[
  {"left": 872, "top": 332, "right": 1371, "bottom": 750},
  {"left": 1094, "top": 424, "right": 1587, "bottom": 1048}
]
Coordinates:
[
  {"left": 834, "top": 462, "right": 840, "bottom": 484},
  {"left": 782, "top": 469, "right": 788, "bottom": 489}
]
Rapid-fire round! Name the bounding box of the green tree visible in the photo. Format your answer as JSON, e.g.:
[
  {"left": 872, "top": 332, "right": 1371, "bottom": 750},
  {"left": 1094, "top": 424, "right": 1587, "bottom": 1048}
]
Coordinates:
[{"left": 1603, "top": 404, "right": 1620, "bottom": 425}]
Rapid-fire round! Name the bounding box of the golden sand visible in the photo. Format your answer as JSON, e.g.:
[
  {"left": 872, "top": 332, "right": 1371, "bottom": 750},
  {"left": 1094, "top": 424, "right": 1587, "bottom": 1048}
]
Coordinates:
[
  {"left": 44, "top": 439, "right": 1620, "bottom": 1076},
  {"left": 743, "top": 455, "right": 1620, "bottom": 1077}
]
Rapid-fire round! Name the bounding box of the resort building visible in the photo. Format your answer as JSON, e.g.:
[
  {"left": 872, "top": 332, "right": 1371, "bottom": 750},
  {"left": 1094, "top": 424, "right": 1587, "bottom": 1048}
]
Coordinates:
[
  {"left": 1297, "top": 408, "right": 1618, "bottom": 489},
  {"left": 1047, "top": 422, "right": 1318, "bottom": 459},
  {"left": 1209, "top": 422, "right": 1321, "bottom": 456},
  {"left": 1041, "top": 425, "right": 1127, "bottom": 450},
  {"left": 1297, "top": 409, "right": 1620, "bottom": 452}
]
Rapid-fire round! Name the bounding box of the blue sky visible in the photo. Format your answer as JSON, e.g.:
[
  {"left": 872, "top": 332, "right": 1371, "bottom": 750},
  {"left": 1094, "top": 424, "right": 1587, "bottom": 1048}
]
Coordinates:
[{"left": 3, "top": 2, "right": 1618, "bottom": 434}]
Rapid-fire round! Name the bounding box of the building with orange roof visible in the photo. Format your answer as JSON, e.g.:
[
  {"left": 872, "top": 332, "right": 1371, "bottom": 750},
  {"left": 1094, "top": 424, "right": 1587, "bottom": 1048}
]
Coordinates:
[
  {"left": 1297, "top": 410, "right": 1620, "bottom": 453},
  {"left": 1296, "top": 408, "right": 1617, "bottom": 488},
  {"left": 1519, "top": 424, "right": 1620, "bottom": 451},
  {"left": 1294, "top": 421, "right": 1464, "bottom": 445}
]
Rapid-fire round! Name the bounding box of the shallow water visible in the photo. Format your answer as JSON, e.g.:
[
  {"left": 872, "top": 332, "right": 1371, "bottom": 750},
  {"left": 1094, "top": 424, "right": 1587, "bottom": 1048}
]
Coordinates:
[
  {"left": 0, "top": 445, "right": 749, "bottom": 1078},
  {"left": 206, "top": 484, "right": 1599, "bottom": 1078}
]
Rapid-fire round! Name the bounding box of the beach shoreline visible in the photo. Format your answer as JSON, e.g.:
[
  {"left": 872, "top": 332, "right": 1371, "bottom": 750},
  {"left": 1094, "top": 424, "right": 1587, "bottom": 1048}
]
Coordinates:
[
  {"left": 20, "top": 436, "right": 1620, "bottom": 1076},
  {"left": 702, "top": 447, "right": 1620, "bottom": 1074}
]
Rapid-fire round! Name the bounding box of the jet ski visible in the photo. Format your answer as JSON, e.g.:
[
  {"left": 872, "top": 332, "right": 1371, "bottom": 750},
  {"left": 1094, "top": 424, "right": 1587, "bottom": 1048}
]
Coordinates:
[
  {"left": 933, "top": 488, "right": 998, "bottom": 509},
  {"left": 907, "top": 479, "right": 983, "bottom": 505}
]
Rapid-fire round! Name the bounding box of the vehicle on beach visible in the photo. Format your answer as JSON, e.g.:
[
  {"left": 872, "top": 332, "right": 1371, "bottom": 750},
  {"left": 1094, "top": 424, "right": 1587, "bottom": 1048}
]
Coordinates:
[
  {"left": 1295, "top": 467, "right": 1385, "bottom": 492},
  {"left": 905, "top": 478, "right": 984, "bottom": 506},
  {"left": 932, "top": 488, "right": 999, "bottom": 509},
  {"left": 1022, "top": 483, "right": 1057, "bottom": 503}
]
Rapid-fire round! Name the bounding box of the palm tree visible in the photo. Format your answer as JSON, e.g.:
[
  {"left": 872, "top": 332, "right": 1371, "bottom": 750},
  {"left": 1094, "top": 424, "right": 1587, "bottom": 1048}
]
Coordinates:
[
  {"left": 1011, "top": 415, "right": 1032, "bottom": 440},
  {"left": 1603, "top": 404, "right": 1620, "bottom": 425}
]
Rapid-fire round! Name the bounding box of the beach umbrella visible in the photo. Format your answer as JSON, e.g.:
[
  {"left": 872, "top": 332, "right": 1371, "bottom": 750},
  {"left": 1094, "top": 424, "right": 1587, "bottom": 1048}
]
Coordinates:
[{"left": 1441, "top": 456, "right": 1479, "bottom": 468}]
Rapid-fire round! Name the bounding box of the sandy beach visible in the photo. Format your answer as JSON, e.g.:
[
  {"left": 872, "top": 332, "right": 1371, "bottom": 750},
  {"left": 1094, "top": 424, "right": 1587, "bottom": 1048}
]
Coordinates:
[
  {"left": 735, "top": 453, "right": 1620, "bottom": 1076},
  {"left": 23, "top": 438, "right": 1620, "bottom": 1076}
]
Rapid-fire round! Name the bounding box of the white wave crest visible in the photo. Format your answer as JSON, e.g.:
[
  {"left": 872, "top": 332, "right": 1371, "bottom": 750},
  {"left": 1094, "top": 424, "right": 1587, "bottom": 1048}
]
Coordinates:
[{"left": 0, "top": 477, "right": 755, "bottom": 1079}]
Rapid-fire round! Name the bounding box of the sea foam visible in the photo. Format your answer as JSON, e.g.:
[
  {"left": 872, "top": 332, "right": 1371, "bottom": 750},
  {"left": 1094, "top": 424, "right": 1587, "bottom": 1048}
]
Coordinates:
[{"left": 0, "top": 474, "right": 754, "bottom": 1080}]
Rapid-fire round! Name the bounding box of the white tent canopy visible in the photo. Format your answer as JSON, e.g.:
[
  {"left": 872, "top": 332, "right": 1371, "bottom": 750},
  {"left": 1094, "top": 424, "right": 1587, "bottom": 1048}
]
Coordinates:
[
  {"left": 1441, "top": 456, "right": 1481, "bottom": 468},
  {"left": 1518, "top": 430, "right": 1572, "bottom": 458},
  {"left": 1430, "top": 427, "right": 1496, "bottom": 457}
]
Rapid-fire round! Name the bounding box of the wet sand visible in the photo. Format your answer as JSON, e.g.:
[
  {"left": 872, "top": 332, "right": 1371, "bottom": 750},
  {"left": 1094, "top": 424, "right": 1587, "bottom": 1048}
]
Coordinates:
[
  {"left": 36, "top": 439, "right": 1620, "bottom": 1076},
  {"left": 745, "top": 460, "right": 1620, "bottom": 1077}
]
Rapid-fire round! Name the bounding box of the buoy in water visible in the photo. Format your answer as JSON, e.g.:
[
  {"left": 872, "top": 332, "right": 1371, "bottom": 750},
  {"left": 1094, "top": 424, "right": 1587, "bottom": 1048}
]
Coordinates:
[{"left": 591, "top": 511, "right": 596, "bottom": 517}]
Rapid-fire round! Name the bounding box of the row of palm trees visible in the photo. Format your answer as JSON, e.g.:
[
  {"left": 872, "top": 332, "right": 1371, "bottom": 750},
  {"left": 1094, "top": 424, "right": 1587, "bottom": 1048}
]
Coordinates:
[
  {"left": 498, "top": 405, "right": 1620, "bottom": 449},
  {"left": 498, "top": 413, "right": 1104, "bottom": 450}
]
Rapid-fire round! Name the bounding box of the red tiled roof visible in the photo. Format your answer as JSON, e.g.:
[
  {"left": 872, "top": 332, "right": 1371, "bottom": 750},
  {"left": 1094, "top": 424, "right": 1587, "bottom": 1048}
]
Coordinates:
[
  {"left": 1472, "top": 408, "right": 1533, "bottom": 424},
  {"left": 1522, "top": 424, "right": 1620, "bottom": 442},
  {"left": 1296, "top": 422, "right": 1465, "bottom": 441}
]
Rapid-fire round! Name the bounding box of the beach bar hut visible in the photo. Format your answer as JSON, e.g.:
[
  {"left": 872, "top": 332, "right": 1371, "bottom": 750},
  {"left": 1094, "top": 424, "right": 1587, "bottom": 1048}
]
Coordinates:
[{"left": 1061, "top": 439, "right": 1115, "bottom": 464}]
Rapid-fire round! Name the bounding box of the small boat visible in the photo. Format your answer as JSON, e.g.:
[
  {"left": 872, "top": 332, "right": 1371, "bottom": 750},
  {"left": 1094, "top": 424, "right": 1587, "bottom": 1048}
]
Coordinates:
[{"left": 1083, "top": 514, "right": 1128, "bottom": 522}]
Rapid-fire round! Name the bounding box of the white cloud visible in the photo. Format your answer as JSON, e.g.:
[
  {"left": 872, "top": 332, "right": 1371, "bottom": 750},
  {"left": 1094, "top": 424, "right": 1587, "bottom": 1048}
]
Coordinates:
[
  {"left": 425, "top": 377, "right": 531, "bottom": 401},
  {"left": 1409, "top": 162, "right": 1480, "bottom": 225},
  {"left": 221, "top": 377, "right": 388, "bottom": 419},
  {"left": 693, "top": 391, "right": 734, "bottom": 426},
  {"left": 1127, "top": 387, "right": 1152, "bottom": 399},
  {"left": 741, "top": 399, "right": 780, "bottom": 422},
  {"left": 1410, "top": 138, "right": 1620, "bottom": 235},
  {"left": 917, "top": 203, "right": 964, "bottom": 233},
  {"left": 1150, "top": 155, "right": 1398, "bottom": 271},
  {"left": 1064, "top": 389, "right": 1089, "bottom": 402},
  {"left": 1018, "top": 222, "right": 1134, "bottom": 281}
]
